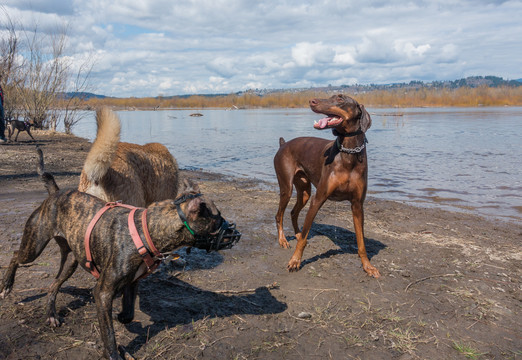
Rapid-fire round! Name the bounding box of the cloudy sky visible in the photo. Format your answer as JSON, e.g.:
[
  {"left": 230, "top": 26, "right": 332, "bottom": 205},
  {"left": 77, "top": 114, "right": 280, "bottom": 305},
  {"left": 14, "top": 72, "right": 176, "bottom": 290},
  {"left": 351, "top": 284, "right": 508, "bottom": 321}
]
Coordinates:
[{"left": 2, "top": 0, "right": 521, "bottom": 97}]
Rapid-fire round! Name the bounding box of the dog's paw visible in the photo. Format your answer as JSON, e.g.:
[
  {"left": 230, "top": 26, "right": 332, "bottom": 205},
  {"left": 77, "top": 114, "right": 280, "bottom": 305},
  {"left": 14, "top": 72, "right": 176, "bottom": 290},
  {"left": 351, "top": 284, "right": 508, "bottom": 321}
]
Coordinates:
[
  {"left": 278, "top": 238, "right": 291, "bottom": 249},
  {"left": 287, "top": 258, "right": 301, "bottom": 272},
  {"left": 117, "top": 312, "right": 134, "bottom": 324},
  {"left": 0, "top": 287, "right": 12, "bottom": 299},
  {"left": 46, "top": 316, "right": 62, "bottom": 327},
  {"left": 279, "top": 242, "right": 291, "bottom": 249},
  {"left": 364, "top": 264, "right": 381, "bottom": 278}
]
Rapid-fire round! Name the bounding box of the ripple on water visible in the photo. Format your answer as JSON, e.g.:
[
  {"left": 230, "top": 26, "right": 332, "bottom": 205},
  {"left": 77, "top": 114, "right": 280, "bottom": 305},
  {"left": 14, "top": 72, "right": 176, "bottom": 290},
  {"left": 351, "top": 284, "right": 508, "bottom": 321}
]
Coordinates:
[{"left": 69, "top": 107, "right": 522, "bottom": 222}]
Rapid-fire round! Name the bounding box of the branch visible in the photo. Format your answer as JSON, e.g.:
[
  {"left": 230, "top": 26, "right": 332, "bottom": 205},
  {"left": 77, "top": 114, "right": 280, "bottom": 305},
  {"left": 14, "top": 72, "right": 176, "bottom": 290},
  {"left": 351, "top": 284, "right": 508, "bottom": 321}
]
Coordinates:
[{"left": 405, "top": 273, "right": 457, "bottom": 292}]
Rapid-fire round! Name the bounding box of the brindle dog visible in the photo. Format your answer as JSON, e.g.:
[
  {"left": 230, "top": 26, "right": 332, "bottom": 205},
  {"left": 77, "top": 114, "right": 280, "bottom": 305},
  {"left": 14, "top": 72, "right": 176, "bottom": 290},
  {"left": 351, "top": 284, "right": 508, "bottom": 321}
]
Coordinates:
[
  {"left": 0, "top": 148, "right": 239, "bottom": 359},
  {"left": 274, "top": 94, "right": 380, "bottom": 277}
]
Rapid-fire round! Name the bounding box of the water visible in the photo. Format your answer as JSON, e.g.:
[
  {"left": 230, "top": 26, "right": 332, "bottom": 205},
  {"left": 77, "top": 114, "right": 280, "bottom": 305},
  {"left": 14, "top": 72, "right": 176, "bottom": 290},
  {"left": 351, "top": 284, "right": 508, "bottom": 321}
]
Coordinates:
[{"left": 70, "top": 107, "right": 522, "bottom": 222}]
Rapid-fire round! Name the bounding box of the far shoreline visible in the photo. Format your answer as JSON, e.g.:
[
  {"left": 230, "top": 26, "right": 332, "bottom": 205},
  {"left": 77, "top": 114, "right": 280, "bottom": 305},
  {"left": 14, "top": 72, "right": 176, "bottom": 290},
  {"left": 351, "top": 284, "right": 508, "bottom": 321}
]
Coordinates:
[{"left": 94, "top": 104, "right": 522, "bottom": 112}]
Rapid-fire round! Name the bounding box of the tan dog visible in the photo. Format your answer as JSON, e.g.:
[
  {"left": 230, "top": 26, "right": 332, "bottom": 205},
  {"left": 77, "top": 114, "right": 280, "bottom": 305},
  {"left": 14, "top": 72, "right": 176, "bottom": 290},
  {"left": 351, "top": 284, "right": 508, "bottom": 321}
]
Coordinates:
[{"left": 78, "top": 108, "right": 179, "bottom": 206}]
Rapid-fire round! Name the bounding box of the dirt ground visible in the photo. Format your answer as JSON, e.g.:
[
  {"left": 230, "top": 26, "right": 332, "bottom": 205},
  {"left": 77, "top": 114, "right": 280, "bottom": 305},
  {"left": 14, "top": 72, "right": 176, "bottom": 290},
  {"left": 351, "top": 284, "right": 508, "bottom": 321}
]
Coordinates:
[{"left": 0, "top": 130, "right": 520, "bottom": 360}]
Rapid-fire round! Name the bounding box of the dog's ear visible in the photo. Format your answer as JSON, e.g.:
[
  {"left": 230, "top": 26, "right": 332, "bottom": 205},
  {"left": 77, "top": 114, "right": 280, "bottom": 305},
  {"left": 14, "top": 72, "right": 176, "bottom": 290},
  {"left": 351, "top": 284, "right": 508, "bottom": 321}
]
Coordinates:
[
  {"left": 359, "top": 104, "right": 372, "bottom": 133},
  {"left": 181, "top": 178, "right": 201, "bottom": 193}
]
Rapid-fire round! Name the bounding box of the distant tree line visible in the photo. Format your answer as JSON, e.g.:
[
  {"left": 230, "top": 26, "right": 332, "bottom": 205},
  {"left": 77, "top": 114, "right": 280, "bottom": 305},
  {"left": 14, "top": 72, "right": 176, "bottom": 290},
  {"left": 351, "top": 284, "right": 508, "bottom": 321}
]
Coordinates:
[{"left": 83, "top": 84, "right": 522, "bottom": 109}]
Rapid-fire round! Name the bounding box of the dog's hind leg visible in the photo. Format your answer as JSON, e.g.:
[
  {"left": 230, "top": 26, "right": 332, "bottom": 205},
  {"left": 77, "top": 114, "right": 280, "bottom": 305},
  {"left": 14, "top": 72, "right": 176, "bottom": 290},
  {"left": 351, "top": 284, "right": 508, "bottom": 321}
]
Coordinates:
[
  {"left": 55, "top": 236, "right": 71, "bottom": 279},
  {"left": 0, "top": 222, "right": 55, "bottom": 298},
  {"left": 46, "top": 258, "right": 78, "bottom": 326},
  {"left": 46, "top": 237, "right": 78, "bottom": 327},
  {"left": 274, "top": 154, "right": 296, "bottom": 249},
  {"left": 7, "top": 125, "right": 13, "bottom": 141},
  {"left": 0, "top": 252, "right": 20, "bottom": 298},
  {"left": 117, "top": 281, "right": 139, "bottom": 324},
  {"left": 290, "top": 174, "right": 311, "bottom": 235},
  {"left": 275, "top": 179, "right": 293, "bottom": 249}
]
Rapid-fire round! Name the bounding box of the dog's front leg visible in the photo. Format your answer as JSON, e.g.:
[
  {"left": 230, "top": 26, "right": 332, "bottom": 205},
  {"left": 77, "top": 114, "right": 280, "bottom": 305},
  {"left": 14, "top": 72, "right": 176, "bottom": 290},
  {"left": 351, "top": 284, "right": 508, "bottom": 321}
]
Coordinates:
[
  {"left": 93, "top": 279, "right": 121, "bottom": 360},
  {"left": 351, "top": 201, "right": 380, "bottom": 278},
  {"left": 27, "top": 128, "right": 36, "bottom": 141},
  {"left": 287, "top": 192, "right": 327, "bottom": 271},
  {"left": 118, "top": 281, "right": 139, "bottom": 324}
]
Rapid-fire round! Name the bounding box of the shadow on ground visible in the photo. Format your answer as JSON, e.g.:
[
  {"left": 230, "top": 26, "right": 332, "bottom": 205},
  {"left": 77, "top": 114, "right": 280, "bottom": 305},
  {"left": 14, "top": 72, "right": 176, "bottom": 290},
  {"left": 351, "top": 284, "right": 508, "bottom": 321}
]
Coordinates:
[
  {"left": 126, "top": 274, "right": 287, "bottom": 355},
  {"left": 299, "top": 222, "right": 386, "bottom": 268}
]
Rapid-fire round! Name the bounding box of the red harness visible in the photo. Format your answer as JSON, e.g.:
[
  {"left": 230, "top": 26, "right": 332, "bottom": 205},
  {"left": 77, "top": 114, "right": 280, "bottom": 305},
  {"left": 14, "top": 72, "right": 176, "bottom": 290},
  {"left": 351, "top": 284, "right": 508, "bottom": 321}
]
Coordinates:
[{"left": 84, "top": 202, "right": 162, "bottom": 279}]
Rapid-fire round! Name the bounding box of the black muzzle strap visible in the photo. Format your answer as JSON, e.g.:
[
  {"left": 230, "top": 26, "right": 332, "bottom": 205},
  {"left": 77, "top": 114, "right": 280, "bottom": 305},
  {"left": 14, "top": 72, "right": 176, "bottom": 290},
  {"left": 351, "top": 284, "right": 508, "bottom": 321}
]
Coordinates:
[
  {"left": 173, "top": 193, "right": 241, "bottom": 251},
  {"left": 174, "top": 193, "right": 202, "bottom": 235}
]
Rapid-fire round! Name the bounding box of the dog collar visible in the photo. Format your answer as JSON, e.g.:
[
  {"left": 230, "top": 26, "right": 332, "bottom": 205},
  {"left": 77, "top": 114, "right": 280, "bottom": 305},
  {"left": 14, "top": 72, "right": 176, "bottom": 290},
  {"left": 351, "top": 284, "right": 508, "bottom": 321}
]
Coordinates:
[
  {"left": 336, "top": 135, "right": 368, "bottom": 154},
  {"left": 332, "top": 128, "right": 363, "bottom": 137}
]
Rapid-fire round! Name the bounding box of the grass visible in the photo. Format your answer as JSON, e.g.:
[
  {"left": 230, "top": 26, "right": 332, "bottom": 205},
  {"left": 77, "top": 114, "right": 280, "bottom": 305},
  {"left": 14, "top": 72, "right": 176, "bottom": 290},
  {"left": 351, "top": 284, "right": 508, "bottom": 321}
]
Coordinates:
[
  {"left": 343, "top": 334, "right": 366, "bottom": 347},
  {"left": 250, "top": 334, "right": 296, "bottom": 355},
  {"left": 453, "top": 341, "right": 486, "bottom": 359},
  {"left": 387, "top": 328, "right": 419, "bottom": 353},
  {"left": 446, "top": 286, "right": 497, "bottom": 321},
  {"left": 378, "top": 310, "right": 404, "bottom": 323}
]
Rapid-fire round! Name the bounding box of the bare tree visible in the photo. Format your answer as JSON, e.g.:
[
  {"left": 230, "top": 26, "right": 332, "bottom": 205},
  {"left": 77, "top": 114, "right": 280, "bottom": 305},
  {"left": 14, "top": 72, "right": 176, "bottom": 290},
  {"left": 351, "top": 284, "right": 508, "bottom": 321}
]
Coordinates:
[
  {"left": 60, "top": 53, "right": 96, "bottom": 134},
  {"left": 18, "top": 23, "right": 69, "bottom": 129},
  {"left": 1, "top": 8, "right": 95, "bottom": 133},
  {"left": 0, "top": 8, "right": 24, "bottom": 122}
]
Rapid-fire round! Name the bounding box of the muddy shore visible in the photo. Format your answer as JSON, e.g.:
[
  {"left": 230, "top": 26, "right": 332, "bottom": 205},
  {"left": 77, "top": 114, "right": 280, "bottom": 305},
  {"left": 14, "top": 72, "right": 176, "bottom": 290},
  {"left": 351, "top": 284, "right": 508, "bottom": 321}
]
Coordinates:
[{"left": 0, "top": 130, "right": 520, "bottom": 359}]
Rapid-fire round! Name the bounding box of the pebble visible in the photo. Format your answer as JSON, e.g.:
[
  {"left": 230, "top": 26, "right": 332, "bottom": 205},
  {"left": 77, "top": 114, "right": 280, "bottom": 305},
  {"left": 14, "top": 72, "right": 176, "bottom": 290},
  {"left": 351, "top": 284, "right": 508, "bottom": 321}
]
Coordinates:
[{"left": 297, "top": 312, "right": 312, "bottom": 319}]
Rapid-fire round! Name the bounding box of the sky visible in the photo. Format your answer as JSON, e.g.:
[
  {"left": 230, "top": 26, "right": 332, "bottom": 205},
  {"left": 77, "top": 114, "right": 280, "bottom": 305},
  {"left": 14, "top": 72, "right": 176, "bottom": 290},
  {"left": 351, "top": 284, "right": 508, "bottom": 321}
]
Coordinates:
[{"left": 2, "top": 0, "right": 522, "bottom": 98}]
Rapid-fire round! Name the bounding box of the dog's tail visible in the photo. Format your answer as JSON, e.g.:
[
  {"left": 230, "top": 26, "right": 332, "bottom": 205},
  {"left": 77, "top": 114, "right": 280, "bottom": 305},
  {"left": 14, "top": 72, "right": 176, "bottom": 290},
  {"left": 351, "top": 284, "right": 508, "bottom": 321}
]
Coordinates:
[
  {"left": 279, "top": 137, "right": 285, "bottom": 147},
  {"left": 79, "top": 107, "right": 121, "bottom": 187},
  {"left": 36, "top": 146, "right": 59, "bottom": 195}
]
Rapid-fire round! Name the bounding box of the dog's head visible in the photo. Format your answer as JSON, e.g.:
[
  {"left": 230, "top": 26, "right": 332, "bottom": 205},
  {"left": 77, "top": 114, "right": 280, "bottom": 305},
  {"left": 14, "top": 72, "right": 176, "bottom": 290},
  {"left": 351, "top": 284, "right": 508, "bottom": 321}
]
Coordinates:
[
  {"left": 309, "top": 94, "right": 371, "bottom": 135},
  {"left": 149, "top": 179, "right": 240, "bottom": 251}
]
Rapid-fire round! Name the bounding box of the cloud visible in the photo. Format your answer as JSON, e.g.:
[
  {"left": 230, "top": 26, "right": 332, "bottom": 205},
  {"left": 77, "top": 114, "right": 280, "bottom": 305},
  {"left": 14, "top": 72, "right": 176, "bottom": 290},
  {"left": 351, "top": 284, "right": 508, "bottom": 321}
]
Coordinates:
[
  {"left": 3, "top": 0, "right": 74, "bottom": 15},
  {"left": 333, "top": 46, "right": 356, "bottom": 66},
  {"left": 1, "top": 0, "right": 521, "bottom": 96},
  {"left": 206, "top": 57, "right": 238, "bottom": 78},
  {"left": 394, "top": 41, "right": 431, "bottom": 58},
  {"left": 291, "top": 42, "right": 334, "bottom": 67}
]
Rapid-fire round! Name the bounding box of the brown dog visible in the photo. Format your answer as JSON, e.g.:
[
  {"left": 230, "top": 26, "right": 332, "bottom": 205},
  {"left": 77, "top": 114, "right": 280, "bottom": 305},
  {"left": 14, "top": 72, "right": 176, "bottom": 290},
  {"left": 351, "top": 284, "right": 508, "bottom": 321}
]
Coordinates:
[
  {"left": 78, "top": 107, "right": 179, "bottom": 207},
  {"left": 0, "top": 148, "right": 240, "bottom": 359},
  {"left": 7, "top": 119, "right": 36, "bottom": 142},
  {"left": 274, "top": 94, "right": 380, "bottom": 277}
]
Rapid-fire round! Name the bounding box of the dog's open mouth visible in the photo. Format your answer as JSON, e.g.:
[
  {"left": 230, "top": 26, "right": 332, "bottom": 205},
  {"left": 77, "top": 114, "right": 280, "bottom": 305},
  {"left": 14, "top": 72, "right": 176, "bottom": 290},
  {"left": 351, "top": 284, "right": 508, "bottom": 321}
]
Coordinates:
[{"left": 313, "top": 116, "right": 343, "bottom": 129}]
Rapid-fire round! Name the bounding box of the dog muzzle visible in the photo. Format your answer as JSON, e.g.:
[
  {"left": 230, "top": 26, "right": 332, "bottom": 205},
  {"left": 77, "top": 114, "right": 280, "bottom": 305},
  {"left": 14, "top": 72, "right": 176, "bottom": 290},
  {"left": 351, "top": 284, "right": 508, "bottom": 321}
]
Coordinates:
[
  {"left": 193, "top": 220, "right": 241, "bottom": 252},
  {"left": 174, "top": 193, "right": 241, "bottom": 252}
]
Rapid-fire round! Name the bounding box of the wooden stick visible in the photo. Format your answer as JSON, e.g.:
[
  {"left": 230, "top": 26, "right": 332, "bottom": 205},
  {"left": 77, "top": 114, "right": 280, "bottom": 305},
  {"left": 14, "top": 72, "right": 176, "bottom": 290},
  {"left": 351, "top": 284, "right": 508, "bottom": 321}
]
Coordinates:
[
  {"left": 405, "top": 273, "right": 456, "bottom": 292},
  {"left": 214, "top": 282, "right": 279, "bottom": 294}
]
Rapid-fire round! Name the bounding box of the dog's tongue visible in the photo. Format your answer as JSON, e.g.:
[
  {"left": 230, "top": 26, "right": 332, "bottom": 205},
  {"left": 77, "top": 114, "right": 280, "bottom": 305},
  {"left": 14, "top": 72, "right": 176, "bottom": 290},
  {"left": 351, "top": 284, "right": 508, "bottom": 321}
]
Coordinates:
[{"left": 314, "top": 117, "right": 331, "bottom": 129}]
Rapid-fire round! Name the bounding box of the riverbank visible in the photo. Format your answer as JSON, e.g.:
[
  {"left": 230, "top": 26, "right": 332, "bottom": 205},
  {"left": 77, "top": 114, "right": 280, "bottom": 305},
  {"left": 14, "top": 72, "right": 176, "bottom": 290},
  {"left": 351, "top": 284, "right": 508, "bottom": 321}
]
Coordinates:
[{"left": 0, "top": 130, "right": 520, "bottom": 359}]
